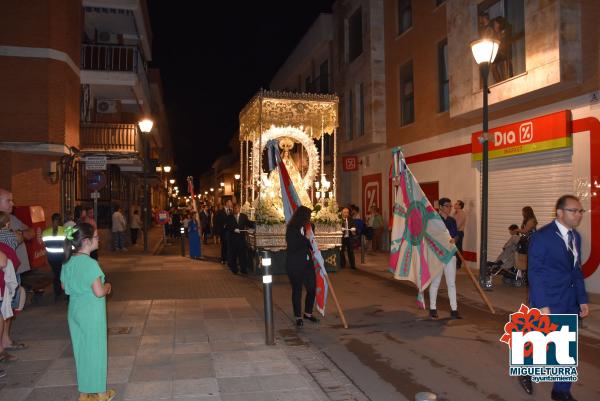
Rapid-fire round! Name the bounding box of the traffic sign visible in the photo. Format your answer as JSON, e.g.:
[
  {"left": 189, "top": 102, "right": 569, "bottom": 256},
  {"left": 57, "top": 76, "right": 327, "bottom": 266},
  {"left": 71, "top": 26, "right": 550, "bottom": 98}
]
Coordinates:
[
  {"left": 85, "top": 156, "right": 107, "bottom": 171},
  {"left": 87, "top": 171, "right": 107, "bottom": 191}
]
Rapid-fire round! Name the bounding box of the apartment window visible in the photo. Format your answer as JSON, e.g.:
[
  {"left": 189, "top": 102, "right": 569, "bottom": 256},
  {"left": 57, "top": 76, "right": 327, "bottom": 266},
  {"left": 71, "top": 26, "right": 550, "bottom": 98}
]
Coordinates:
[
  {"left": 438, "top": 39, "right": 449, "bottom": 112},
  {"left": 305, "top": 76, "right": 312, "bottom": 92},
  {"left": 319, "top": 60, "right": 329, "bottom": 93},
  {"left": 398, "top": 0, "right": 412, "bottom": 35},
  {"left": 478, "top": 0, "right": 525, "bottom": 84},
  {"left": 400, "top": 62, "right": 414, "bottom": 126},
  {"left": 348, "top": 7, "right": 363, "bottom": 62},
  {"left": 347, "top": 90, "right": 354, "bottom": 139},
  {"left": 358, "top": 83, "right": 365, "bottom": 136}
]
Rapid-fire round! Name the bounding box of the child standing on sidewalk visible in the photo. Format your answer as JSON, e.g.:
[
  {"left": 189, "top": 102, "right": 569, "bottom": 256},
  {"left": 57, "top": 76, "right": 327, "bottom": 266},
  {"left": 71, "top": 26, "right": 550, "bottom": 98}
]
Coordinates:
[{"left": 61, "top": 223, "right": 115, "bottom": 401}]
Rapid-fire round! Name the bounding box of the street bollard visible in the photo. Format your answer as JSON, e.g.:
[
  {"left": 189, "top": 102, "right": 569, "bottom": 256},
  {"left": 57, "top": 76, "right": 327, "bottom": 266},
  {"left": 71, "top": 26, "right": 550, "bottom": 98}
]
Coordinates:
[
  {"left": 415, "top": 392, "right": 437, "bottom": 401},
  {"left": 180, "top": 226, "right": 185, "bottom": 257},
  {"left": 261, "top": 250, "right": 275, "bottom": 345}
]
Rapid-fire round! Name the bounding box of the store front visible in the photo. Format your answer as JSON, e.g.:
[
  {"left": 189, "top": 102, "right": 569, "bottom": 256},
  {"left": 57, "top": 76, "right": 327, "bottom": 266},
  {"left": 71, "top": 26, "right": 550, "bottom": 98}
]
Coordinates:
[{"left": 386, "top": 104, "right": 600, "bottom": 294}]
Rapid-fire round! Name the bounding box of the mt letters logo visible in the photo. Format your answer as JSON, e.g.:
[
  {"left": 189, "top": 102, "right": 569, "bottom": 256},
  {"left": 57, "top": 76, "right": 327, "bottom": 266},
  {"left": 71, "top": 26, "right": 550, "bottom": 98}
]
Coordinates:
[{"left": 500, "top": 304, "right": 578, "bottom": 383}]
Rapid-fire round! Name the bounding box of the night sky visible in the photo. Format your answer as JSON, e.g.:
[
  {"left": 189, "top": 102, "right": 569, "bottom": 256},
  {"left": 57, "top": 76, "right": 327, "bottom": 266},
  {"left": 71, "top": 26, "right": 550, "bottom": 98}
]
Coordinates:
[{"left": 147, "top": 1, "right": 335, "bottom": 186}]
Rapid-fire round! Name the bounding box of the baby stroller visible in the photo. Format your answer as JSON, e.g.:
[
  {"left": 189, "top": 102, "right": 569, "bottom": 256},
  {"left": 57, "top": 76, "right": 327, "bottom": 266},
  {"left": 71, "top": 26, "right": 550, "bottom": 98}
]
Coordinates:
[{"left": 486, "top": 232, "right": 529, "bottom": 288}]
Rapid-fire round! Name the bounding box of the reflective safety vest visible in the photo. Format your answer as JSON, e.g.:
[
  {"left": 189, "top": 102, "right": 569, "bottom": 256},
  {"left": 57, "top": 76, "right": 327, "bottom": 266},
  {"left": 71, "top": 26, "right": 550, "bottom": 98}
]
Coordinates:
[{"left": 42, "top": 226, "right": 66, "bottom": 256}]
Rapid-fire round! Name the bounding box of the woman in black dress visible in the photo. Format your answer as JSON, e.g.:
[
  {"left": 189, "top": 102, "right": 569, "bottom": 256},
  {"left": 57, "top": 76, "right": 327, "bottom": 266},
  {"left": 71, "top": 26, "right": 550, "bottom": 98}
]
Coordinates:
[{"left": 285, "top": 206, "right": 318, "bottom": 327}]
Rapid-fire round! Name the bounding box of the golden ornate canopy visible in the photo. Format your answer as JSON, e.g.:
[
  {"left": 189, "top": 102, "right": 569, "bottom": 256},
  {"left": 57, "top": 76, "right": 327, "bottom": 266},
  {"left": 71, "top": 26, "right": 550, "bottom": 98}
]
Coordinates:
[{"left": 239, "top": 90, "right": 339, "bottom": 141}]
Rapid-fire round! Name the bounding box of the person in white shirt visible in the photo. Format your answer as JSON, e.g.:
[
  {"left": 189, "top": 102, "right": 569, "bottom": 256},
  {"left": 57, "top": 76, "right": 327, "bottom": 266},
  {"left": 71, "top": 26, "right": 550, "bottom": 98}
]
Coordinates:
[{"left": 111, "top": 206, "right": 127, "bottom": 251}]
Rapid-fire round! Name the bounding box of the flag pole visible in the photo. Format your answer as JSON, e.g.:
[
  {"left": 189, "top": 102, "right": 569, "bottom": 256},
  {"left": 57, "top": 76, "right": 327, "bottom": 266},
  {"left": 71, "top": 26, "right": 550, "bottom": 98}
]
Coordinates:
[
  {"left": 455, "top": 250, "right": 495, "bottom": 314},
  {"left": 325, "top": 274, "right": 348, "bottom": 328}
]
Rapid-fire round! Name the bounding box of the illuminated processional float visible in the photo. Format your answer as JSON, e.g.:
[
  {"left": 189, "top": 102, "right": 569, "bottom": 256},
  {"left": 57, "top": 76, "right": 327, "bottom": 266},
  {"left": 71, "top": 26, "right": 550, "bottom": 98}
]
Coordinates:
[{"left": 238, "top": 90, "right": 343, "bottom": 273}]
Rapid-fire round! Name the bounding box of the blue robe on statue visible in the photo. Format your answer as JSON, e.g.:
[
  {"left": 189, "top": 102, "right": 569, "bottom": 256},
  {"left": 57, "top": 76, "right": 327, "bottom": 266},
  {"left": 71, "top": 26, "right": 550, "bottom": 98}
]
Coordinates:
[{"left": 188, "top": 219, "right": 201, "bottom": 258}]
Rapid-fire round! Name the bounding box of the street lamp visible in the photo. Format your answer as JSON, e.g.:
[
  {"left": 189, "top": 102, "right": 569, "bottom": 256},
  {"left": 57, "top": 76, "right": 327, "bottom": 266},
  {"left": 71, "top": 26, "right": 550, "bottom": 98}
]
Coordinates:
[
  {"left": 138, "top": 118, "right": 154, "bottom": 253},
  {"left": 470, "top": 38, "right": 499, "bottom": 286},
  {"left": 163, "top": 165, "right": 172, "bottom": 173},
  {"left": 169, "top": 179, "right": 175, "bottom": 185},
  {"left": 234, "top": 174, "right": 240, "bottom": 180}
]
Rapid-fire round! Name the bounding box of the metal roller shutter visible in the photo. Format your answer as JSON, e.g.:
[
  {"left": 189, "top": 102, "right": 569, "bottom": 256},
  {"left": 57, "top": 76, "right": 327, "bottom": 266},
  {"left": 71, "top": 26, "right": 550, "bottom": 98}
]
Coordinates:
[{"left": 485, "top": 148, "right": 573, "bottom": 260}]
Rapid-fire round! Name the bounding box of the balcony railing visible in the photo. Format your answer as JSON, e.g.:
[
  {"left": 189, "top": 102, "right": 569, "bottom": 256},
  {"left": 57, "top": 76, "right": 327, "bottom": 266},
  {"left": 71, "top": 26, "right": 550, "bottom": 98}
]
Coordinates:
[
  {"left": 80, "top": 122, "right": 141, "bottom": 154},
  {"left": 81, "top": 44, "right": 145, "bottom": 73},
  {"left": 81, "top": 44, "right": 152, "bottom": 112}
]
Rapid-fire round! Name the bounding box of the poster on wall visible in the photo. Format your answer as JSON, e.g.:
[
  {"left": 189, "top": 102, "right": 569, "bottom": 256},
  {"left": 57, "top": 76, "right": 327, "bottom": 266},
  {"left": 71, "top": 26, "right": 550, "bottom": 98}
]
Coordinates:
[{"left": 362, "top": 173, "right": 382, "bottom": 219}]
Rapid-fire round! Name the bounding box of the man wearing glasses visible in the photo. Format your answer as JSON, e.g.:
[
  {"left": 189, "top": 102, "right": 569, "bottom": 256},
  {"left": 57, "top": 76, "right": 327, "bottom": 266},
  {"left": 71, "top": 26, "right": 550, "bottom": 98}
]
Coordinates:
[
  {"left": 429, "top": 198, "right": 461, "bottom": 319},
  {"left": 527, "top": 194, "right": 589, "bottom": 401}
]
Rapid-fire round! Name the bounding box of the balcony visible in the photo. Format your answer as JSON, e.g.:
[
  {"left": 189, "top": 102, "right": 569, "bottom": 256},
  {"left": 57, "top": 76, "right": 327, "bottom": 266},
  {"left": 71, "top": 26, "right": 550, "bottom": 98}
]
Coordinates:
[
  {"left": 80, "top": 122, "right": 141, "bottom": 154},
  {"left": 80, "top": 44, "right": 152, "bottom": 114}
]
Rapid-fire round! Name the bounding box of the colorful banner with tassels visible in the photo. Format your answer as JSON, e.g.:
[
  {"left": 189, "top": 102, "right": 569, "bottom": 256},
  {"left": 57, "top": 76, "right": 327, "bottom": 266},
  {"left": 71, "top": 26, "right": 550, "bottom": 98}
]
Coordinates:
[{"left": 389, "top": 147, "right": 456, "bottom": 308}]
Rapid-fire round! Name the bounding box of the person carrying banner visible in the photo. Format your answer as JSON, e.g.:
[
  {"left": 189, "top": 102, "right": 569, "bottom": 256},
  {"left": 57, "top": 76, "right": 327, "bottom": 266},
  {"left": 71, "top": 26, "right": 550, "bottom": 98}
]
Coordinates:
[
  {"left": 340, "top": 207, "right": 357, "bottom": 269},
  {"left": 429, "top": 197, "right": 461, "bottom": 319},
  {"left": 285, "top": 206, "right": 317, "bottom": 327},
  {"left": 42, "top": 213, "right": 67, "bottom": 301}
]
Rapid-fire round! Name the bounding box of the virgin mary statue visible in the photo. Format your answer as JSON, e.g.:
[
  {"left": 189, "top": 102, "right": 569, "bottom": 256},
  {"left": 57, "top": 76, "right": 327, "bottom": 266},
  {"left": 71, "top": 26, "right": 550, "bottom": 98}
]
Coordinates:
[{"left": 267, "top": 137, "right": 312, "bottom": 209}]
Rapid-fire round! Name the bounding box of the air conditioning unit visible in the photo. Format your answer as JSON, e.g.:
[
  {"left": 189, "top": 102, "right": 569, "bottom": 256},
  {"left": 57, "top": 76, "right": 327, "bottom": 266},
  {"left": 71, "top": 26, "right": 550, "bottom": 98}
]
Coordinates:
[
  {"left": 97, "top": 31, "right": 119, "bottom": 44},
  {"left": 96, "top": 100, "right": 119, "bottom": 114}
]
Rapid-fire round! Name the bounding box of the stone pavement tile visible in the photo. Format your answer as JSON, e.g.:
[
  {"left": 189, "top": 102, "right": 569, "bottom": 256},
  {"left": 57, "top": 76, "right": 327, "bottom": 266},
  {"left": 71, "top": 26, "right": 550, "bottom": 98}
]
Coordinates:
[
  {"left": 144, "top": 326, "right": 176, "bottom": 336},
  {"left": 220, "top": 392, "right": 273, "bottom": 401},
  {"left": 172, "top": 363, "right": 215, "bottom": 380},
  {"left": 258, "top": 374, "right": 310, "bottom": 391},
  {"left": 246, "top": 349, "right": 288, "bottom": 362},
  {"left": 174, "top": 396, "right": 220, "bottom": 401},
  {"left": 212, "top": 351, "right": 249, "bottom": 364},
  {"left": 141, "top": 335, "right": 174, "bottom": 346},
  {"left": 217, "top": 376, "right": 262, "bottom": 393},
  {"left": 108, "top": 337, "right": 141, "bottom": 356},
  {"left": 214, "top": 361, "right": 256, "bottom": 378},
  {"left": 206, "top": 332, "right": 243, "bottom": 342},
  {"left": 134, "top": 352, "right": 172, "bottom": 368},
  {"left": 137, "top": 343, "right": 174, "bottom": 356},
  {"left": 203, "top": 310, "right": 230, "bottom": 319},
  {"left": 241, "top": 332, "right": 264, "bottom": 345},
  {"left": 173, "top": 342, "right": 211, "bottom": 355},
  {"left": 35, "top": 369, "right": 77, "bottom": 387},
  {"left": 175, "top": 332, "right": 209, "bottom": 344},
  {"left": 109, "top": 356, "right": 136, "bottom": 369},
  {"left": 5, "top": 360, "right": 51, "bottom": 375},
  {"left": 108, "top": 367, "right": 133, "bottom": 384},
  {"left": 48, "top": 357, "right": 75, "bottom": 370},
  {"left": 124, "top": 380, "right": 172, "bottom": 400},
  {"left": 0, "top": 387, "right": 32, "bottom": 401},
  {"left": 209, "top": 341, "right": 247, "bottom": 352},
  {"left": 228, "top": 308, "right": 256, "bottom": 318},
  {"left": 271, "top": 389, "right": 322, "bottom": 401},
  {"left": 23, "top": 384, "right": 78, "bottom": 401},
  {"left": 129, "top": 366, "right": 173, "bottom": 382},
  {"left": 255, "top": 360, "right": 299, "bottom": 376},
  {"left": 1, "top": 372, "right": 43, "bottom": 388},
  {"left": 173, "top": 378, "right": 218, "bottom": 397},
  {"left": 13, "top": 339, "right": 68, "bottom": 361}
]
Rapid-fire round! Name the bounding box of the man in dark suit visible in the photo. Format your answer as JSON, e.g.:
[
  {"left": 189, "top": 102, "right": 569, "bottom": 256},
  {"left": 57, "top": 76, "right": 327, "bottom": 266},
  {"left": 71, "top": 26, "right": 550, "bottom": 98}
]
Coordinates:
[
  {"left": 214, "top": 200, "right": 232, "bottom": 264},
  {"left": 225, "top": 203, "right": 253, "bottom": 274},
  {"left": 200, "top": 204, "right": 211, "bottom": 244},
  {"left": 526, "top": 194, "right": 589, "bottom": 401},
  {"left": 340, "top": 207, "right": 357, "bottom": 269}
]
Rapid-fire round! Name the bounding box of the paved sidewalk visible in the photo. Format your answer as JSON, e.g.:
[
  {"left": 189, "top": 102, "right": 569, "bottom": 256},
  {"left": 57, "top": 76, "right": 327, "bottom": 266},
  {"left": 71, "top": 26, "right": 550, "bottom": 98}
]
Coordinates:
[
  {"left": 0, "top": 243, "right": 368, "bottom": 401},
  {"left": 356, "top": 250, "right": 600, "bottom": 340}
]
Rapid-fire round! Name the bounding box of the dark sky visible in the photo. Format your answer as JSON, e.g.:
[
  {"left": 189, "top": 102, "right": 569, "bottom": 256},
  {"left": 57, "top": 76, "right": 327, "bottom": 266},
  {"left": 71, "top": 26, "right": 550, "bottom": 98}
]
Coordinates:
[{"left": 147, "top": 1, "right": 335, "bottom": 186}]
